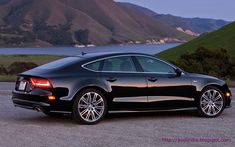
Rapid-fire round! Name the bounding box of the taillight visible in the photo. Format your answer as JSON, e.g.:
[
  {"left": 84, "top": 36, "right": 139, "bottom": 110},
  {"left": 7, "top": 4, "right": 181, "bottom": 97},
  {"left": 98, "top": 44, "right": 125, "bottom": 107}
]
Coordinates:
[{"left": 30, "top": 77, "right": 52, "bottom": 89}]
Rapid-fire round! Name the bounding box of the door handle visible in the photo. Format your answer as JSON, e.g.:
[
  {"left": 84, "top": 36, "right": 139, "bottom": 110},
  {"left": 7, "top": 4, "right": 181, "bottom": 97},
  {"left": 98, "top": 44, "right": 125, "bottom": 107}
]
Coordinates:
[
  {"left": 148, "top": 77, "right": 158, "bottom": 82},
  {"left": 106, "top": 77, "right": 117, "bottom": 82}
]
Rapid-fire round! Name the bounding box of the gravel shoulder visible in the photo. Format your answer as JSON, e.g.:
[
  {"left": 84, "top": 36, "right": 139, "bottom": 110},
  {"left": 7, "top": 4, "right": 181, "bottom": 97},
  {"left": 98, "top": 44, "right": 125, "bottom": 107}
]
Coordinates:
[{"left": 0, "top": 82, "right": 234, "bottom": 147}]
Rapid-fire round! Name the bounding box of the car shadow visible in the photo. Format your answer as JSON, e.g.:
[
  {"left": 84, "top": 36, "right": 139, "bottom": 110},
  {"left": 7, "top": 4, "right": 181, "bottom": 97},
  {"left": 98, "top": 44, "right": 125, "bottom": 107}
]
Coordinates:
[
  {"left": 12, "top": 109, "right": 199, "bottom": 125},
  {"left": 104, "top": 109, "right": 199, "bottom": 122}
]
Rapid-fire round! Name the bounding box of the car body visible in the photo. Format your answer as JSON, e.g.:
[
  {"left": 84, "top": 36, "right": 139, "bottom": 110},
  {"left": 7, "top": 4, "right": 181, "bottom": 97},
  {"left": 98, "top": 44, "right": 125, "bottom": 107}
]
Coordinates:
[{"left": 12, "top": 52, "right": 232, "bottom": 124}]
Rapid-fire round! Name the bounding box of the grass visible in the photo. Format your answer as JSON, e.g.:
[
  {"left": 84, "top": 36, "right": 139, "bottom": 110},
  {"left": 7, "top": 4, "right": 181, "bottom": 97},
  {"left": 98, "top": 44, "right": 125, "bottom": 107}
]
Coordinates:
[
  {"left": 0, "top": 55, "right": 64, "bottom": 67},
  {"left": 158, "top": 22, "right": 235, "bottom": 61},
  {"left": 0, "top": 75, "right": 17, "bottom": 82},
  {"left": 156, "top": 22, "right": 235, "bottom": 87},
  {"left": 0, "top": 55, "right": 64, "bottom": 82}
]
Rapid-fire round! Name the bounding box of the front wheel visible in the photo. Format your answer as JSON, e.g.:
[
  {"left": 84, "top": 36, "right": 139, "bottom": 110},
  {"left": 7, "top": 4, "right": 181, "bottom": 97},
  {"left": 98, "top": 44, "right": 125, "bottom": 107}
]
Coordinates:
[
  {"left": 197, "top": 86, "right": 225, "bottom": 118},
  {"left": 73, "top": 88, "right": 107, "bottom": 125}
]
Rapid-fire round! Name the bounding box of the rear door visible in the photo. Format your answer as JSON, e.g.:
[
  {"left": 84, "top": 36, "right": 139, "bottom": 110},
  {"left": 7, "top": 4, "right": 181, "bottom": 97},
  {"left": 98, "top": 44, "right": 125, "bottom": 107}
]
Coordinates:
[
  {"left": 100, "top": 56, "right": 148, "bottom": 103},
  {"left": 84, "top": 55, "right": 148, "bottom": 103}
]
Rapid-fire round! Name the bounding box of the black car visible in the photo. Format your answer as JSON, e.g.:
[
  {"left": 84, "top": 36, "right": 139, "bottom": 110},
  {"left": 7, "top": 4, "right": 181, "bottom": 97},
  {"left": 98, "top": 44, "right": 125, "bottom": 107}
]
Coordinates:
[{"left": 12, "top": 52, "right": 232, "bottom": 124}]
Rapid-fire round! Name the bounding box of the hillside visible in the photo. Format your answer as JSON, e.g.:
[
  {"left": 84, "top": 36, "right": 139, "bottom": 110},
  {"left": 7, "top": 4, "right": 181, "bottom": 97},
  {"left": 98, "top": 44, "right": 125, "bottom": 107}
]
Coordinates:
[
  {"left": 154, "top": 14, "right": 229, "bottom": 34},
  {"left": 0, "top": 0, "right": 229, "bottom": 47},
  {"left": 117, "top": 3, "right": 188, "bottom": 39},
  {"left": 158, "top": 21, "right": 235, "bottom": 61},
  {"left": 119, "top": 3, "right": 229, "bottom": 35},
  {"left": 0, "top": 0, "right": 188, "bottom": 47}
]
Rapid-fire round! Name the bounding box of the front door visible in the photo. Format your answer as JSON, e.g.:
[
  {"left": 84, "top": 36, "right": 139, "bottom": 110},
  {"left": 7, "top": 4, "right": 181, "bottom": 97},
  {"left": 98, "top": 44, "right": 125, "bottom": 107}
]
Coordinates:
[{"left": 134, "top": 56, "right": 194, "bottom": 103}]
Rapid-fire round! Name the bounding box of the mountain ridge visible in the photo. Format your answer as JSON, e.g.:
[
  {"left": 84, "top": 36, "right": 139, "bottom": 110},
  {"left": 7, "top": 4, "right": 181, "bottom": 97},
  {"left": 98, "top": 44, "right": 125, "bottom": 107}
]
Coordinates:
[
  {"left": 120, "top": 2, "right": 229, "bottom": 35},
  {"left": 0, "top": 0, "right": 229, "bottom": 47}
]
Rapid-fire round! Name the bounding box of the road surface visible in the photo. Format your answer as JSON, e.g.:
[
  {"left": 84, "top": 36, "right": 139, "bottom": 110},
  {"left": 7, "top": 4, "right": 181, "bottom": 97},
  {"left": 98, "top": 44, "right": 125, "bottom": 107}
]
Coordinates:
[{"left": 0, "top": 82, "right": 234, "bottom": 147}]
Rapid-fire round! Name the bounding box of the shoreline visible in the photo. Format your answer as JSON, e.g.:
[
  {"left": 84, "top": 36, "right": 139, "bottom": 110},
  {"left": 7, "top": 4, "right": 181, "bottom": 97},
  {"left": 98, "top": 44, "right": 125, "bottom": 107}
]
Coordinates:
[{"left": 0, "top": 43, "right": 181, "bottom": 56}]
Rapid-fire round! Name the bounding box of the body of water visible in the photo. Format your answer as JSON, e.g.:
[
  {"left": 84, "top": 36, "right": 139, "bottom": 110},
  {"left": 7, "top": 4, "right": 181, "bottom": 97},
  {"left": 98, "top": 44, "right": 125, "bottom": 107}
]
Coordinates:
[{"left": 0, "top": 43, "right": 180, "bottom": 55}]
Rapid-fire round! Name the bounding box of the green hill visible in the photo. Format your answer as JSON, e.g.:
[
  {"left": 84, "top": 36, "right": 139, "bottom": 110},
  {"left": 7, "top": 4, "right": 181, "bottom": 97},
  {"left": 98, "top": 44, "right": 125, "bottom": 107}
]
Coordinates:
[{"left": 158, "top": 21, "right": 235, "bottom": 61}]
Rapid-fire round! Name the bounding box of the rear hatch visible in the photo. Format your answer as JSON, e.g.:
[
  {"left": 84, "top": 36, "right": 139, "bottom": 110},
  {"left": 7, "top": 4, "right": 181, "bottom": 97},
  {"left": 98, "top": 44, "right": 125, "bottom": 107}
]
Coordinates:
[{"left": 15, "top": 57, "right": 83, "bottom": 92}]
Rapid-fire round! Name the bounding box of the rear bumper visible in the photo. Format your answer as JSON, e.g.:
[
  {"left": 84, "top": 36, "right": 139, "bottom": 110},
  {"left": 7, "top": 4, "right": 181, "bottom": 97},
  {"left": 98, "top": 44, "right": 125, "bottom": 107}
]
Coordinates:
[
  {"left": 12, "top": 90, "right": 72, "bottom": 112},
  {"left": 12, "top": 98, "right": 50, "bottom": 112},
  {"left": 225, "top": 96, "right": 232, "bottom": 108}
]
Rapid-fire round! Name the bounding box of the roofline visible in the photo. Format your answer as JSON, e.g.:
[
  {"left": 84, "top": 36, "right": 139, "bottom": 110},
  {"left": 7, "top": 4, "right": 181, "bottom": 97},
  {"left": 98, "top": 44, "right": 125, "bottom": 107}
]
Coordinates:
[{"left": 75, "top": 52, "right": 152, "bottom": 58}]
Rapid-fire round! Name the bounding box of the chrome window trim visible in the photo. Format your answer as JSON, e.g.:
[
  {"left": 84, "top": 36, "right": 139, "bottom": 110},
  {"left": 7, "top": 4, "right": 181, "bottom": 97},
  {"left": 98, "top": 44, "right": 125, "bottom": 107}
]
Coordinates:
[
  {"left": 112, "top": 96, "right": 194, "bottom": 103},
  {"left": 81, "top": 54, "right": 185, "bottom": 75},
  {"left": 148, "top": 96, "right": 194, "bottom": 102},
  {"left": 113, "top": 96, "right": 147, "bottom": 103}
]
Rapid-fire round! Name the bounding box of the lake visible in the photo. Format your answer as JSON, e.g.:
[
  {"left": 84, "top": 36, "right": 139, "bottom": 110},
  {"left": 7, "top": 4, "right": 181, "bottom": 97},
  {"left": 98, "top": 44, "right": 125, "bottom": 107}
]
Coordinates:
[{"left": 0, "top": 43, "right": 180, "bottom": 55}]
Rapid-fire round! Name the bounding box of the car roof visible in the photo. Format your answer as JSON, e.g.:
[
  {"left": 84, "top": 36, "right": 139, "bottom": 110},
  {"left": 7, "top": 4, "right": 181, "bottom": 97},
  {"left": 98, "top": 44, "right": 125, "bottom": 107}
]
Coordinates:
[
  {"left": 76, "top": 52, "right": 151, "bottom": 59},
  {"left": 74, "top": 52, "right": 180, "bottom": 70}
]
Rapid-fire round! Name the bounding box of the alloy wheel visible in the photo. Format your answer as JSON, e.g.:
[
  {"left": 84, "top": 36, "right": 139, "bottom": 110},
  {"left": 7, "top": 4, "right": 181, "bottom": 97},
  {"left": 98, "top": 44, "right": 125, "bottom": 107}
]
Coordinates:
[
  {"left": 78, "top": 92, "right": 105, "bottom": 122},
  {"left": 200, "top": 89, "right": 224, "bottom": 116}
]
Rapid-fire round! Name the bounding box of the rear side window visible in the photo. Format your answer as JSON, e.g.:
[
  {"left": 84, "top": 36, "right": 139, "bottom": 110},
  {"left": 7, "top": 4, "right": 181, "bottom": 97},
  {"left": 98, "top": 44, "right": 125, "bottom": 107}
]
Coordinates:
[
  {"left": 85, "top": 61, "right": 102, "bottom": 71},
  {"left": 102, "top": 56, "right": 136, "bottom": 72},
  {"left": 84, "top": 56, "right": 137, "bottom": 72}
]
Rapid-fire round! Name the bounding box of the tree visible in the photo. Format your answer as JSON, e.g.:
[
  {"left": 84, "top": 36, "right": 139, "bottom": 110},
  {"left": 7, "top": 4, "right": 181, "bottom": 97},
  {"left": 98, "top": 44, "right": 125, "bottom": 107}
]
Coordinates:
[
  {"left": 0, "top": 65, "right": 7, "bottom": 75},
  {"left": 74, "top": 29, "right": 90, "bottom": 45},
  {"left": 33, "top": 22, "right": 75, "bottom": 46}
]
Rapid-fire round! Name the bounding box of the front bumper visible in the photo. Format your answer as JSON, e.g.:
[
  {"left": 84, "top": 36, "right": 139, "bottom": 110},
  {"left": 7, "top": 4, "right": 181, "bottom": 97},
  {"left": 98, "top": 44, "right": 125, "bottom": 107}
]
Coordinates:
[{"left": 223, "top": 84, "right": 232, "bottom": 108}]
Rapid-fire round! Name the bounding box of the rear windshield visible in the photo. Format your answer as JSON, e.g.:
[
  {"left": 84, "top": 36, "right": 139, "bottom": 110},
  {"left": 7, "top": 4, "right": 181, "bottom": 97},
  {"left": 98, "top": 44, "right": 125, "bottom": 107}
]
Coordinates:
[{"left": 36, "top": 57, "right": 82, "bottom": 69}]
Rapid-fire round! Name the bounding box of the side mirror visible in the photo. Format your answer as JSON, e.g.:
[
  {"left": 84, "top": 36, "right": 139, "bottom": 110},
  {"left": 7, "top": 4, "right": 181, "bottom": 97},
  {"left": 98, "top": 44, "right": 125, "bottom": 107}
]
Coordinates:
[{"left": 175, "top": 68, "right": 182, "bottom": 77}]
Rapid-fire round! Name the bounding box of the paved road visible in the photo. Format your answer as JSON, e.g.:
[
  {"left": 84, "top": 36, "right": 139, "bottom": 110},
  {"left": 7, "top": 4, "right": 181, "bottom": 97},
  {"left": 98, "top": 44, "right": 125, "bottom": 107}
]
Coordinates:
[{"left": 0, "top": 82, "right": 234, "bottom": 147}]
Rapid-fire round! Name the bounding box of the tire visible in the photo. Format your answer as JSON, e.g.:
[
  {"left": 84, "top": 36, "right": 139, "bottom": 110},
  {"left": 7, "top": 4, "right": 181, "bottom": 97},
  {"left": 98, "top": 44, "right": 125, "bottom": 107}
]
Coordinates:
[
  {"left": 73, "top": 88, "right": 107, "bottom": 125},
  {"left": 197, "top": 86, "right": 225, "bottom": 118}
]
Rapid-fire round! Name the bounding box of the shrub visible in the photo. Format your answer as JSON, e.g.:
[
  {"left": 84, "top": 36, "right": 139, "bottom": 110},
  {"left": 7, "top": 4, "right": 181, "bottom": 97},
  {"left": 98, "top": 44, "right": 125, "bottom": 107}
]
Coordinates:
[
  {"left": 176, "top": 47, "right": 235, "bottom": 78},
  {"left": 0, "top": 65, "right": 8, "bottom": 75},
  {"left": 8, "top": 62, "right": 38, "bottom": 75}
]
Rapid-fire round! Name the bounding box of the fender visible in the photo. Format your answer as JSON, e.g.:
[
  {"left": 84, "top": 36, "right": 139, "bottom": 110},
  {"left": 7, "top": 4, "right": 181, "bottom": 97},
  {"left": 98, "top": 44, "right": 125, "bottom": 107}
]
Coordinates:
[{"left": 59, "top": 78, "right": 111, "bottom": 101}]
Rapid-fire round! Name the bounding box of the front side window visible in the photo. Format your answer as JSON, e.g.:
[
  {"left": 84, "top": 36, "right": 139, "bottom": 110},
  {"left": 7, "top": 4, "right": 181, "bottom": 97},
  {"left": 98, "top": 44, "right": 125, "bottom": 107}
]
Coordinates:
[
  {"left": 136, "top": 56, "right": 175, "bottom": 73},
  {"left": 102, "top": 56, "right": 136, "bottom": 72}
]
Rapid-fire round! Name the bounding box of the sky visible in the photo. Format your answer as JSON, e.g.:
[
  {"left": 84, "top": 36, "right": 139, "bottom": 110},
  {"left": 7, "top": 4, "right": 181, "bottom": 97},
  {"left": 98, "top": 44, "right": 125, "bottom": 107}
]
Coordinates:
[{"left": 116, "top": 0, "right": 235, "bottom": 21}]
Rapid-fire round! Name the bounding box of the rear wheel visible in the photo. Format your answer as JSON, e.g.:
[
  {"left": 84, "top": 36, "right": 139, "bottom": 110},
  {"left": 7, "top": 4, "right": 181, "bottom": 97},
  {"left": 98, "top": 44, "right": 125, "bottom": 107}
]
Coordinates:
[
  {"left": 197, "top": 86, "right": 225, "bottom": 117},
  {"left": 73, "top": 88, "right": 107, "bottom": 125}
]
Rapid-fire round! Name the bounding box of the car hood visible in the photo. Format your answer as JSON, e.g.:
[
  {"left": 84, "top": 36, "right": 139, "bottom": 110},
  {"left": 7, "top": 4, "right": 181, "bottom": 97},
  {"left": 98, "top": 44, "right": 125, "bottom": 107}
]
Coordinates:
[{"left": 187, "top": 73, "right": 219, "bottom": 80}]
